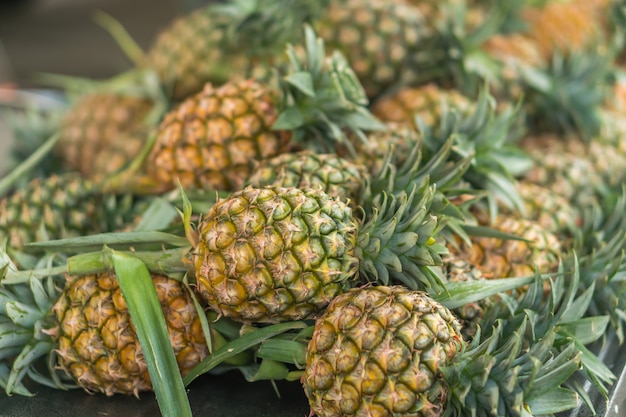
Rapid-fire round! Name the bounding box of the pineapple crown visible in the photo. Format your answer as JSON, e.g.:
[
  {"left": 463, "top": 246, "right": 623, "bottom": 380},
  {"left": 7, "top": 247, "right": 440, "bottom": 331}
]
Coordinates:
[
  {"left": 365, "top": 125, "right": 475, "bottom": 247},
  {"left": 520, "top": 44, "right": 616, "bottom": 140},
  {"left": 443, "top": 258, "right": 614, "bottom": 416},
  {"left": 0, "top": 173, "right": 141, "bottom": 256},
  {"left": 272, "top": 25, "right": 385, "bottom": 153},
  {"left": 569, "top": 187, "right": 626, "bottom": 344},
  {"left": 419, "top": 88, "right": 532, "bottom": 220},
  {"left": 355, "top": 180, "right": 450, "bottom": 294}
]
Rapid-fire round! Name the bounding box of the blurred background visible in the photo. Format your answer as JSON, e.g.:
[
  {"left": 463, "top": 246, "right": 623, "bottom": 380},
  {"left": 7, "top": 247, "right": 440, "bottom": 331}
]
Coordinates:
[
  {"left": 0, "top": 0, "right": 211, "bottom": 171},
  {"left": 0, "top": 0, "right": 212, "bottom": 84}
]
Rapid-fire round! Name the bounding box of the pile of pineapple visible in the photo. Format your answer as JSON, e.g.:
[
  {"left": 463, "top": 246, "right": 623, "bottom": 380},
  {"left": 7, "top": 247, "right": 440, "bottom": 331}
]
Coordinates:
[{"left": 2, "top": 0, "right": 626, "bottom": 416}]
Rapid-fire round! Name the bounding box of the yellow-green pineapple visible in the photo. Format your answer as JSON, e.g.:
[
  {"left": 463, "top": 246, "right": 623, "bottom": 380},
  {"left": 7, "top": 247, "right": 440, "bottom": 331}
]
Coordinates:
[
  {"left": 140, "top": 0, "right": 323, "bottom": 99},
  {"left": 0, "top": 173, "right": 135, "bottom": 251},
  {"left": 1, "top": 271, "right": 209, "bottom": 396},
  {"left": 193, "top": 182, "right": 448, "bottom": 323},
  {"left": 245, "top": 151, "right": 368, "bottom": 203},
  {"left": 371, "top": 83, "right": 475, "bottom": 130},
  {"left": 302, "top": 277, "right": 602, "bottom": 417}
]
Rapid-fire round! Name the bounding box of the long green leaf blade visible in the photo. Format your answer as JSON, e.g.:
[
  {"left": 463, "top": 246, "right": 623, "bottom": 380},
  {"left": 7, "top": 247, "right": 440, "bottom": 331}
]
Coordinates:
[
  {"left": 111, "top": 251, "right": 192, "bottom": 417},
  {"left": 27, "top": 231, "right": 190, "bottom": 251}
]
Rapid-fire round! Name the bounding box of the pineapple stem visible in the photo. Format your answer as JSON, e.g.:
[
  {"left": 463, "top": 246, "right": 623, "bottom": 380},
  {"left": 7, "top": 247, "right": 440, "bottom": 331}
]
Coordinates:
[
  {"left": 0, "top": 133, "right": 60, "bottom": 198},
  {"left": 92, "top": 10, "right": 145, "bottom": 66},
  {"left": 0, "top": 247, "right": 190, "bottom": 285}
]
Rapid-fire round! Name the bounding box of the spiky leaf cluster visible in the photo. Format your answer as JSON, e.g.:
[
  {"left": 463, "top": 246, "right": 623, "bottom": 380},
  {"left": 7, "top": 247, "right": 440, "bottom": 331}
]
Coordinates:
[
  {"left": 443, "top": 259, "right": 613, "bottom": 417},
  {"left": 520, "top": 46, "right": 615, "bottom": 139},
  {"left": 356, "top": 182, "right": 449, "bottom": 293},
  {"left": 568, "top": 188, "right": 626, "bottom": 343},
  {"left": 273, "top": 25, "right": 384, "bottom": 152},
  {"left": 418, "top": 89, "right": 530, "bottom": 218},
  {"left": 0, "top": 249, "right": 68, "bottom": 396}
]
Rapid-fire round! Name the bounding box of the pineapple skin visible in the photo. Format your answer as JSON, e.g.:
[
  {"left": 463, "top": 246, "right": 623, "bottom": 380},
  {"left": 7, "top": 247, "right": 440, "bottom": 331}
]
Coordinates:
[
  {"left": 0, "top": 174, "right": 129, "bottom": 250},
  {"left": 50, "top": 272, "right": 208, "bottom": 396},
  {"left": 245, "top": 151, "right": 368, "bottom": 202},
  {"left": 303, "top": 285, "right": 463, "bottom": 417},
  {"left": 141, "top": 7, "right": 281, "bottom": 100},
  {"left": 316, "top": 0, "right": 430, "bottom": 99},
  {"left": 521, "top": 133, "right": 626, "bottom": 208},
  {"left": 442, "top": 252, "right": 493, "bottom": 341},
  {"left": 194, "top": 186, "right": 359, "bottom": 324},
  {"left": 371, "top": 84, "right": 474, "bottom": 130},
  {"left": 522, "top": 0, "right": 605, "bottom": 60},
  {"left": 57, "top": 93, "right": 153, "bottom": 180},
  {"left": 459, "top": 213, "right": 562, "bottom": 280},
  {"left": 147, "top": 80, "right": 291, "bottom": 193}
]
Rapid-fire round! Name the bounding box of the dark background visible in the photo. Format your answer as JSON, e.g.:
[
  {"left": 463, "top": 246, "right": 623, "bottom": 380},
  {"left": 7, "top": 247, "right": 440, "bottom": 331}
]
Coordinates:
[{"left": 0, "top": 0, "right": 209, "bottom": 85}]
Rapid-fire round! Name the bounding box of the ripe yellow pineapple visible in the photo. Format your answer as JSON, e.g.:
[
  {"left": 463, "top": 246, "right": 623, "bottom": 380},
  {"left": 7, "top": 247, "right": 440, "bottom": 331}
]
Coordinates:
[
  {"left": 303, "top": 286, "right": 463, "bottom": 417},
  {"left": 3, "top": 271, "right": 208, "bottom": 396},
  {"left": 521, "top": 0, "right": 607, "bottom": 60},
  {"left": 371, "top": 83, "right": 474, "bottom": 129},
  {"left": 129, "top": 26, "right": 380, "bottom": 194},
  {"left": 56, "top": 93, "right": 155, "bottom": 181},
  {"left": 452, "top": 212, "right": 562, "bottom": 280},
  {"left": 521, "top": 132, "right": 626, "bottom": 208},
  {"left": 145, "top": 79, "right": 291, "bottom": 192}
]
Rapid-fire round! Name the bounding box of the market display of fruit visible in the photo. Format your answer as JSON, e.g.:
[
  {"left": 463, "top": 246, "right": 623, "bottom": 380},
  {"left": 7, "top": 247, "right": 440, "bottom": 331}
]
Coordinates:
[{"left": 2, "top": 0, "right": 626, "bottom": 416}]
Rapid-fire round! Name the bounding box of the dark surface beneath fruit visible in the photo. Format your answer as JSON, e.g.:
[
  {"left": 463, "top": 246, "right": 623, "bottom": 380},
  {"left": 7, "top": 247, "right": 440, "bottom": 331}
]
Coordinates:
[
  {"left": 0, "top": 371, "right": 310, "bottom": 417},
  {"left": 1, "top": 342, "right": 625, "bottom": 417}
]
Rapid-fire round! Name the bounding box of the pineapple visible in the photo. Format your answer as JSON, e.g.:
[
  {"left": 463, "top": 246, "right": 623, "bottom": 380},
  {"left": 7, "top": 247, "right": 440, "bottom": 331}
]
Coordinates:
[
  {"left": 509, "top": 181, "right": 582, "bottom": 237},
  {"left": 0, "top": 173, "right": 135, "bottom": 251},
  {"left": 135, "top": 26, "right": 380, "bottom": 194},
  {"left": 371, "top": 83, "right": 475, "bottom": 130},
  {"left": 441, "top": 253, "right": 493, "bottom": 340},
  {"left": 140, "top": 0, "right": 323, "bottom": 99},
  {"left": 245, "top": 151, "right": 368, "bottom": 203},
  {"left": 313, "top": 0, "right": 432, "bottom": 99},
  {"left": 521, "top": 132, "right": 626, "bottom": 208},
  {"left": 450, "top": 212, "right": 562, "bottom": 280},
  {"left": 302, "top": 278, "right": 609, "bottom": 417},
  {"left": 144, "top": 79, "right": 291, "bottom": 193},
  {"left": 89, "top": 132, "right": 146, "bottom": 183},
  {"left": 303, "top": 286, "right": 462, "bottom": 417},
  {"left": 56, "top": 93, "right": 155, "bottom": 180},
  {"left": 193, "top": 184, "right": 448, "bottom": 324},
  {"left": 521, "top": 0, "right": 606, "bottom": 60},
  {"left": 1, "top": 271, "right": 209, "bottom": 396}
]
